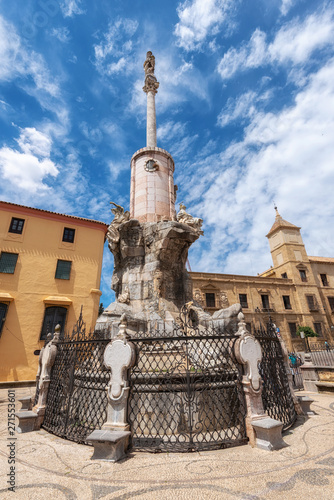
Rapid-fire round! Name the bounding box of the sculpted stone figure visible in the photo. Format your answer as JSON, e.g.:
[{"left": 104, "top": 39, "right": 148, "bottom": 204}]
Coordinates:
[
  {"left": 143, "top": 51, "right": 155, "bottom": 75},
  {"left": 177, "top": 203, "right": 203, "bottom": 235},
  {"left": 107, "top": 202, "right": 130, "bottom": 252}
]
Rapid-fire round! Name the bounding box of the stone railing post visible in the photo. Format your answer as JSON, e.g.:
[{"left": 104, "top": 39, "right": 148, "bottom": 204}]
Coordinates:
[
  {"left": 87, "top": 314, "right": 136, "bottom": 462},
  {"left": 15, "top": 326, "right": 60, "bottom": 433},
  {"left": 234, "top": 313, "right": 286, "bottom": 451}
]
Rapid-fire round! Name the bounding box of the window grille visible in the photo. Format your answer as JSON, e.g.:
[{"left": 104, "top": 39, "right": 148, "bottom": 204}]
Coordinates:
[
  {"left": 40, "top": 306, "right": 67, "bottom": 340},
  {"left": 0, "top": 303, "right": 8, "bottom": 337},
  {"left": 288, "top": 322, "right": 297, "bottom": 338},
  {"left": 313, "top": 322, "right": 323, "bottom": 337},
  {"left": 62, "top": 227, "right": 75, "bottom": 243},
  {"left": 55, "top": 260, "right": 72, "bottom": 280},
  {"left": 0, "top": 252, "right": 18, "bottom": 274},
  {"left": 9, "top": 218, "right": 25, "bottom": 234},
  {"left": 306, "top": 294, "right": 318, "bottom": 311},
  {"left": 327, "top": 297, "right": 334, "bottom": 313},
  {"left": 320, "top": 274, "right": 329, "bottom": 286},
  {"left": 299, "top": 270, "right": 307, "bottom": 282},
  {"left": 239, "top": 294, "right": 248, "bottom": 308},
  {"left": 205, "top": 293, "right": 215, "bottom": 308},
  {"left": 283, "top": 295, "right": 292, "bottom": 310},
  {"left": 261, "top": 294, "right": 270, "bottom": 310}
]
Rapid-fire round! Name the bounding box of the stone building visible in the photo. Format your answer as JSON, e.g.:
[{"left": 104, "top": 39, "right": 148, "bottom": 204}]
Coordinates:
[
  {"left": 0, "top": 201, "right": 108, "bottom": 382},
  {"left": 190, "top": 208, "right": 334, "bottom": 350}
]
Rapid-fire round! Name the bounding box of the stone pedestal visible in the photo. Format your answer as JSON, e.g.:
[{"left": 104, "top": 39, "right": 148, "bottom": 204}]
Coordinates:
[
  {"left": 18, "top": 396, "right": 33, "bottom": 411},
  {"left": 87, "top": 430, "right": 131, "bottom": 462},
  {"left": 300, "top": 353, "right": 319, "bottom": 392},
  {"left": 15, "top": 411, "right": 38, "bottom": 433},
  {"left": 252, "top": 418, "right": 285, "bottom": 451},
  {"left": 297, "top": 395, "right": 315, "bottom": 415}
]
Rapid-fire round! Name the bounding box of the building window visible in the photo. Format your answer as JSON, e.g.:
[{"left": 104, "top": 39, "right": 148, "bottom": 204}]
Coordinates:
[
  {"left": 205, "top": 293, "right": 216, "bottom": 308},
  {"left": 245, "top": 322, "right": 252, "bottom": 333},
  {"left": 40, "top": 306, "right": 67, "bottom": 340},
  {"left": 288, "top": 322, "right": 297, "bottom": 338},
  {"left": 320, "top": 274, "right": 329, "bottom": 286},
  {"left": 313, "top": 322, "right": 323, "bottom": 337},
  {"left": 299, "top": 269, "right": 307, "bottom": 282},
  {"left": 306, "top": 295, "right": 318, "bottom": 311},
  {"left": 281, "top": 272, "right": 288, "bottom": 279},
  {"left": 0, "top": 303, "right": 8, "bottom": 337},
  {"left": 261, "top": 294, "right": 270, "bottom": 310},
  {"left": 55, "top": 260, "right": 72, "bottom": 280},
  {"left": 62, "top": 227, "right": 75, "bottom": 243},
  {"left": 239, "top": 294, "right": 248, "bottom": 309},
  {"left": 0, "top": 252, "right": 18, "bottom": 274},
  {"left": 327, "top": 297, "right": 334, "bottom": 313},
  {"left": 9, "top": 217, "right": 25, "bottom": 234},
  {"left": 283, "top": 295, "right": 292, "bottom": 310}
]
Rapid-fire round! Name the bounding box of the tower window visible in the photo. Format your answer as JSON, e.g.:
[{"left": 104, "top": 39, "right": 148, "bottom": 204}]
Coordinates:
[
  {"left": 299, "top": 270, "right": 307, "bottom": 282},
  {"left": 205, "top": 293, "right": 216, "bottom": 308},
  {"left": 62, "top": 227, "right": 75, "bottom": 243},
  {"left": 0, "top": 252, "right": 18, "bottom": 274},
  {"left": 9, "top": 217, "right": 25, "bottom": 234},
  {"left": 239, "top": 294, "right": 248, "bottom": 309},
  {"left": 320, "top": 274, "right": 329, "bottom": 286},
  {"left": 283, "top": 295, "right": 292, "bottom": 310},
  {"left": 55, "top": 260, "right": 72, "bottom": 280}
]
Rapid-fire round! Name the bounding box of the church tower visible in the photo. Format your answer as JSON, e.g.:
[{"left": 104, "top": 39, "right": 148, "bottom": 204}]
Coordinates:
[
  {"left": 266, "top": 207, "right": 315, "bottom": 285},
  {"left": 130, "top": 51, "right": 176, "bottom": 223}
]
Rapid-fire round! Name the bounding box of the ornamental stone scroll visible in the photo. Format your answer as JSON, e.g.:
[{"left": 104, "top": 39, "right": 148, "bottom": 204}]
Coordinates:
[
  {"left": 103, "top": 314, "right": 136, "bottom": 431},
  {"left": 234, "top": 312, "right": 285, "bottom": 450}
]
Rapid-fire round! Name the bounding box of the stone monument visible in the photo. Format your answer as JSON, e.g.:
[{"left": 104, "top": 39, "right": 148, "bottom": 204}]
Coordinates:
[{"left": 96, "top": 52, "right": 240, "bottom": 334}]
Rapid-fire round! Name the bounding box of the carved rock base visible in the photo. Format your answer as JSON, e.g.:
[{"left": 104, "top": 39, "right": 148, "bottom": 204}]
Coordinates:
[
  {"left": 297, "top": 395, "right": 315, "bottom": 416},
  {"left": 251, "top": 417, "right": 286, "bottom": 451},
  {"left": 87, "top": 430, "right": 131, "bottom": 462}
]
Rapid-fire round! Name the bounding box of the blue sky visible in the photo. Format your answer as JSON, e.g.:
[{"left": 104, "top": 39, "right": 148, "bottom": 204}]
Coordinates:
[{"left": 1, "top": 0, "right": 334, "bottom": 308}]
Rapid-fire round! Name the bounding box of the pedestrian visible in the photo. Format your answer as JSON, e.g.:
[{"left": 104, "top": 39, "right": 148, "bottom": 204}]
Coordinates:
[{"left": 325, "top": 341, "right": 330, "bottom": 352}]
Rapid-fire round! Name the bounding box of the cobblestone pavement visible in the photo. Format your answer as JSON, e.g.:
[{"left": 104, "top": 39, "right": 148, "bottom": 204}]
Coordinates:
[{"left": 0, "top": 387, "right": 333, "bottom": 500}]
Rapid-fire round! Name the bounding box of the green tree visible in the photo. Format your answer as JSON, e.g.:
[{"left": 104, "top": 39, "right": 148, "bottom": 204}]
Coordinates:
[
  {"left": 98, "top": 302, "right": 104, "bottom": 316},
  {"left": 296, "top": 326, "right": 318, "bottom": 338}
]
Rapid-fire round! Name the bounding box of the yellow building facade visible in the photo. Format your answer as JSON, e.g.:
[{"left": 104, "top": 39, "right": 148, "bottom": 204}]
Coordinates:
[
  {"left": 191, "top": 210, "right": 334, "bottom": 351},
  {"left": 0, "top": 201, "right": 108, "bottom": 382}
]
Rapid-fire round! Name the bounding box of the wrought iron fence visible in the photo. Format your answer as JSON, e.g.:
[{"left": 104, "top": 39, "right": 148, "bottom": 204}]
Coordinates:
[
  {"left": 254, "top": 324, "right": 297, "bottom": 430},
  {"left": 42, "top": 308, "right": 298, "bottom": 448},
  {"left": 43, "top": 336, "right": 110, "bottom": 444},
  {"left": 128, "top": 317, "right": 247, "bottom": 452}
]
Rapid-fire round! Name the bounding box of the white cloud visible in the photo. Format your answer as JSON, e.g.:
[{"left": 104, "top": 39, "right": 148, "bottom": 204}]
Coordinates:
[
  {"left": 174, "top": 0, "right": 233, "bottom": 51},
  {"left": 217, "top": 9, "right": 334, "bottom": 79},
  {"left": 280, "top": 0, "right": 298, "bottom": 16},
  {"left": 94, "top": 18, "right": 138, "bottom": 76},
  {"left": 60, "top": 0, "right": 85, "bottom": 18},
  {"left": 217, "top": 89, "right": 273, "bottom": 127},
  {"left": 0, "top": 128, "right": 59, "bottom": 192},
  {"left": 50, "top": 27, "right": 71, "bottom": 43},
  {"left": 188, "top": 58, "right": 334, "bottom": 275}
]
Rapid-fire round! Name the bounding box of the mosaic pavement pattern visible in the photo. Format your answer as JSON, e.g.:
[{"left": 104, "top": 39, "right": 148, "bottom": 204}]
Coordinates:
[{"left": 0, "top": 387, "right": 333, "bottom": 499}]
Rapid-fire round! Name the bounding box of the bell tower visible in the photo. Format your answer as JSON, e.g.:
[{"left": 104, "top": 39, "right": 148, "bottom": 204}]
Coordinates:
[{"left": 130, "top": 51, "right": 176, "bottom": 223}]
